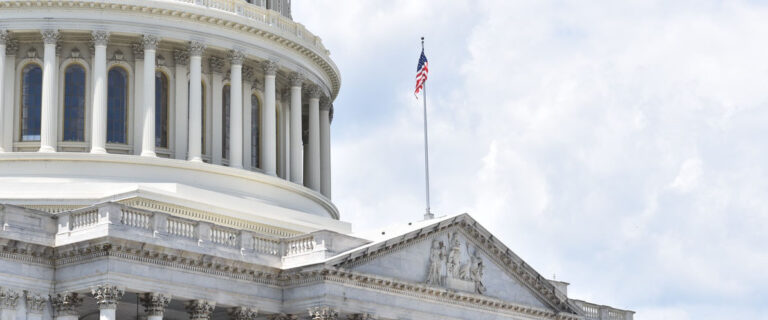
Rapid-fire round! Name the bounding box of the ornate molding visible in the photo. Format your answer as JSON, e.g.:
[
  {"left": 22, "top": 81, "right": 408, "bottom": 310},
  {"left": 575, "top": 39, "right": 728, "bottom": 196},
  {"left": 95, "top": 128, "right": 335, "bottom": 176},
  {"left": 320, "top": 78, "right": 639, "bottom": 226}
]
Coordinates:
[
  {"left": 142, "top": 34, "right": 159, "bottom": 51},
  {"left": 209, "top": 56, "right": 225, "bottom": 74},
  {"left": 0, "top": 288, "right": 20, "bottom": 310},
  {"left": 5, "top": 39, "right": 18, "bottom": 56},
  {"left": 229, "top": 49, "right": 245, "bottom": 65},
  {"left": 189, "top": 41, "right": 206, "bottom": 57},
  {"left": 41, "top": 29, "right": 60, "bottom": 45},
  {"left": 425, "top": 231, "right": 486, "bottom": 294},
  {"left": 25, "top": 292, "right": 47, "bottom": 314},
  {"left": 228, "top": 307, "right": 258, "bottom": 320},
  {"left": 289, "top": 72, "right": 305, "bottom": 87},
  {"left": 186, "top": 300, "right": 215, "bottom": 320},
  {"left": 262, "top": 60, "right": 278, "bottom": 76},
  {"left": 91, "top": 30, "right": 110, "bottom": 46},
  {"left": 50, "top": 292, "right": 83, "bottom": 317},
  {"left": 132, "top": 42, "right": 144, "bottom": 60},
  {"left": 346, "top": 314, "right": 375, "bottom": 320},
  {"left": 111, "top": 49, "right": 125, "bottom": 61},
  {"left": 0, "top": 30, "right": 9, "bottom": 45},
  {"left": 320, "top": 97, "right": 331, "bottom": 111},
  {"left": 308, "top": 306, "right": 338, "bottom": 320},
  {"left": 174, "top": 49, "right": 190, "bottom": 66},
  {"left": 242, "top": 66, "right": 255, "bottom": 83},
  {"left": 90, "top": 284, "right": 124, "bottom": 310},
  {"left": 139, "top": 293, "right": 171, "bottom": 316},
  {"left": 307, "top": 84, "right": 323, "bottom": 99}
]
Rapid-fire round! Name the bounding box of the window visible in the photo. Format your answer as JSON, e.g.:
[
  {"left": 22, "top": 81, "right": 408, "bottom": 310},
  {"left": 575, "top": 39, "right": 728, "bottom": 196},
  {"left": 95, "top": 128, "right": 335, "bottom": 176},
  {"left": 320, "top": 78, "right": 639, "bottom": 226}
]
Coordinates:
[
  {"left": 155, "top": 71, "right": 169, "bottom": 148},
  {"left": 222, "top": 85, "right": 230, "bottom": 159},
  {"left": 62, "top": 65, "right": 87, "bottom": 142},
  {"left": 251, "top": 94, "right": 260, "bottom": 168},
  {"left": 107, "top": 67, "right": 128, "bottom": 144},
  {"left": 20, "top": 64, "right": 43, "bottom": 141}
]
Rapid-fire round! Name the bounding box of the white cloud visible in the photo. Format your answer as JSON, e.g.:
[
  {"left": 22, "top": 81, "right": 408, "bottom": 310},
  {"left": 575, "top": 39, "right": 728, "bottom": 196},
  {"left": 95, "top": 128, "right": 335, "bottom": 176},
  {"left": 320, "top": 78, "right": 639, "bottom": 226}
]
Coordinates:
[{"left": 295, "top": 1, "right": 768, "bottom": 319}]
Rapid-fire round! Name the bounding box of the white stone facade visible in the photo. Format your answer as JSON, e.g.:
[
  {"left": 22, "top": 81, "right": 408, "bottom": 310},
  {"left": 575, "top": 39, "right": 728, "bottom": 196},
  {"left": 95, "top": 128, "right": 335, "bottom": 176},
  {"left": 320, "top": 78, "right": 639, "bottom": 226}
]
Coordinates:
[{"left": 0, "top": 1, "right": 634, "bottom": 319}]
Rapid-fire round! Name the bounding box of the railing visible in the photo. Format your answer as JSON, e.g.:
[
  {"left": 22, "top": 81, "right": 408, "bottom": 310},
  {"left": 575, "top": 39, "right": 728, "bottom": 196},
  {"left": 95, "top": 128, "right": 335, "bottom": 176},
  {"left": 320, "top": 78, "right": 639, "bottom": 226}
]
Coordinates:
[
  {"left": 253, "top": 235, "right": 280, "bottom": 255},
  {"left": 70, "top": 209, "right": 99, "bottom": 230},
  {"left": 120, "top": 208, "right": 152, "bottom": 230},
  {"left": 210, "top": 226, "right": 238, "bottom": 247},
  {"left": 573, "top": 300, "right": 634, "bottom": 320},
  {"left": 285, "top": 235, "right": 314, "bottom": 256},
  {"left": 168, "top": 218, "right": 196, "bottom": 239}
]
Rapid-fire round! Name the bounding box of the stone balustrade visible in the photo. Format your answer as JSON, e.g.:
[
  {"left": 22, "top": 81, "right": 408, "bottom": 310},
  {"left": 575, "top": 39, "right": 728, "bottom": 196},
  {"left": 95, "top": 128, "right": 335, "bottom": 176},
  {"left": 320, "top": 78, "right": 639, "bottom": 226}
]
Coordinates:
[{"left": 572, "top": 300, "right": 634, "bottom": 320}]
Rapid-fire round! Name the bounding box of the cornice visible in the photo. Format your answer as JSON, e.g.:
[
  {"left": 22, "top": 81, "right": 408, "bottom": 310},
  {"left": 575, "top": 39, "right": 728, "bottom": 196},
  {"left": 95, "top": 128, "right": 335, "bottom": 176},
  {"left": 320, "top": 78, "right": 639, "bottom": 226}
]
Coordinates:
[{"left": 0, "top": 0, "right": 341, "bottom": 99}]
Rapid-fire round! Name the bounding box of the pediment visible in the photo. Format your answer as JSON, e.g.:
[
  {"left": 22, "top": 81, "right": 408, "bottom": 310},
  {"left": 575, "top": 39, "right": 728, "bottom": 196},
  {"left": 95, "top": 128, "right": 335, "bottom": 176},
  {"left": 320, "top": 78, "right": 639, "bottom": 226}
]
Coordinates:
[{"left": 328, "top": 214, "right": 581, "bottom": 315}]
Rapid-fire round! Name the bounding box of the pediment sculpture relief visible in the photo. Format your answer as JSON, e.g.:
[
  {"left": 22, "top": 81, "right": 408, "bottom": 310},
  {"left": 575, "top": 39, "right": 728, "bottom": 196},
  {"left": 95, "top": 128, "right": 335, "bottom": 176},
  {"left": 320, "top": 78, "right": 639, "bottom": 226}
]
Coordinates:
[{"left": 425, "top": 232, "right": 487, "bottom": 294}]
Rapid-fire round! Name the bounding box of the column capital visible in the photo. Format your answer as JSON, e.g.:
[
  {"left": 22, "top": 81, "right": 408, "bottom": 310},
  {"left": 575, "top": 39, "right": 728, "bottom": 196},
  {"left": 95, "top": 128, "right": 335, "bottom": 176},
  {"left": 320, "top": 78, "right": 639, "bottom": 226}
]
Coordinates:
[
  {"left": 346, "top": 314, "right": 376, "bottom": 320},
  {"left": 5, "top": 39, "right": 18, "bottom": 56},
  {"left": 174, "top": 49, "right": 190, "bottom": 66},
  {"left": 0, "top": 288, "right": 20, "bottom": 310},
  {"left": 320, "top": 96, "right": 331, "bottom": 111},
  {"left": 139, "top": 293, "right": 171, "bottom": 316},
  {"left": 262, "top": 59, "right": 278, "bottom": 76},
  {"left": 90, "top": 284, "right": 124, "bottom": 310},
  {"left": 289, "top": 72, "right": 305, "bottom": 87},
  {"left": 0, "top": 30, "right": 9, "bottom": 44},
  {"left": 307, "top": 84, "right": 323, "bottom": 99},
  {"left": 210, "top": 56, "right": 225, "bottom": 74},
  {"left": 228, "top": 307, "right": 258, "bottom": 320},
  {"left": 243, "top": 66, "right": 256, "bottom": 83},
  {"left": 309, "top": 306, "right": 339, "bottom": 320},
  {"left": 132, "top": 42, "right": 144, "bottom": 60},
  {"left": 189, "top": 41, "right": 206, "bottom": 57},
  {"left": 50, "top": 292, "right": 83, "bottom": 317},
  {"left": 229, "top": 49, "right": 245, "bottom": 65},
  {"left": 41, "top": 29, "right": 60, "bottom": 45},
  {"left": 142, "top": 34, "right": 159, "bottom": 50},
  {"left": 267, "top": 314, "right": 298, "bottom": 320},
  {"left": 186, "top": 299, "right": 215, "bottom": 320},
  {"left": 91, "top": 30, "right": 110, "bottom": 46},
  {"left": 24, "top": 291, "right": 47, "bottom": 314}
]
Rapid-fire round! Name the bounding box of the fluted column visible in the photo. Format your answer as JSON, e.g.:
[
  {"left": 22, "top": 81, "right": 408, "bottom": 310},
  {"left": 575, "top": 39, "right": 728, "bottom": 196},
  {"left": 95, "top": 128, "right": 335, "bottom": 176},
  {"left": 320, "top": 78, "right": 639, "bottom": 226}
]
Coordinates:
[
  {"left": 132, "top": 42, "right": 145, "bottom": 155},
  {"left": 141, "top": 34, "right": 158, "bottom": 157},
  {"left": 229, "top": 50, "right": 244, "bottom": 168},
  {"left": 139, "top": 293, "right": 170, "bottom": 320},
  {"left": 25, "top": 292, "right": 47, "bottom": 320},
  {"left": 308, "top": 306, "right": 338, "bottom": 320},
  {"left": 50, "top": 292, "right": 83, "bottom": 320},
  {"left": 2, "top": 37, "right": 17, "bottom": 152},
  {"left": 229, "top": 307, "right": 258, "bottom": 320},
  {"left": 306, "top": 85, "right": 322, "bottom": 191},
  {"left": 242, "top": 66, "right": 254, "bottom": 169},
  {"left": 91, "top": 285, "right": 124, "bottom": 320},
  {"left": 210, "top": 57, "right": 225, "bottom": 164},
  {"left": 261, "top": 60, "right": 278, "bottom": 175},
  {"left": 320, "top": 99, "right": 332, "bottom": 198},
  {"left": 289, "top": 72, "right": 304, "bottom": 184},
  {"left": 0, "top": 288, "right": 20, "bottom": 320},
  {"left": 174, "top": 49, "right": 189, "bottom": 160},
  {"left": 188, "top": 42, "right": 205, "bottom": 162},
  {"left": 90, "top": 31, "right": 110, "bottom": 153},
  {"left": 39, "top": 29, "right": 60, "bottom": 153},
  {"left": 186, "top": 300, "right": 215, "bottom": 320}
]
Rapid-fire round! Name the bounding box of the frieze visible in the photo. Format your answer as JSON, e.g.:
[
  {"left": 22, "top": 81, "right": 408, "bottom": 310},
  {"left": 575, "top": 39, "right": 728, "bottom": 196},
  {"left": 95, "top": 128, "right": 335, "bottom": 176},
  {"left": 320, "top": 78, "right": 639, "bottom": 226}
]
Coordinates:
[{"left": 426, "top": 232, "right": 486, "bottom": 294}]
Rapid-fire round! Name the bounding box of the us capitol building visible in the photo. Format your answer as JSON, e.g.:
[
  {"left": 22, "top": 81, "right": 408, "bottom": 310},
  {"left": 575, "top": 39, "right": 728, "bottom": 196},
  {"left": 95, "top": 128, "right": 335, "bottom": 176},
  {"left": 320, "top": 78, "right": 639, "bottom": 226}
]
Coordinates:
[{"left": 0, "top": 1, "right": 634, "bottom": 320}]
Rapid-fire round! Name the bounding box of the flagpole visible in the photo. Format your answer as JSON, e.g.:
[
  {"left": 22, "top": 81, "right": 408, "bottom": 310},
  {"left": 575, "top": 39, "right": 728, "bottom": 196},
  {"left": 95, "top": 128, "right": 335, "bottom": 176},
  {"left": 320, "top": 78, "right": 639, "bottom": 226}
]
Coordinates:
[{"left": 421, "top": 36, "right": 434, "bottom": 220}]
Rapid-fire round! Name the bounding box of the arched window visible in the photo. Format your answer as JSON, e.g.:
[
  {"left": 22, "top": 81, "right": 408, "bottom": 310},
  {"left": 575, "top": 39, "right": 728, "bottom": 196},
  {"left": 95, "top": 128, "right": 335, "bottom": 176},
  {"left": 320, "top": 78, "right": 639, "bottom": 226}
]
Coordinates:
[
  {"left": 107, "top": 67, "right": 128, "bottom": 144},
  {"left": 251, "top": 94, "right": 260, "bottom": 168},
  {"left": 62, "top": 64, "right": 87, "bottom": 142},
  {"left": 20, "top": 64, "right": 43, "bottom": 141},
  {"left": 155, "top": 71, "right": 169, "bottom": 148},
  {"left": 222, "top": 85, "right": 230, "bottom": 159}
]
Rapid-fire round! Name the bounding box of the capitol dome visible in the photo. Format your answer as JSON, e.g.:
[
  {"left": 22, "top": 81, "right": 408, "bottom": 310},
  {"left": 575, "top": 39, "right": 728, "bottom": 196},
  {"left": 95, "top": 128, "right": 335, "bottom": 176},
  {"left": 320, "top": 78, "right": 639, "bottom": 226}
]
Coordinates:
[{"left": 0, "top": 1, "right": 633, "bottom": 320}]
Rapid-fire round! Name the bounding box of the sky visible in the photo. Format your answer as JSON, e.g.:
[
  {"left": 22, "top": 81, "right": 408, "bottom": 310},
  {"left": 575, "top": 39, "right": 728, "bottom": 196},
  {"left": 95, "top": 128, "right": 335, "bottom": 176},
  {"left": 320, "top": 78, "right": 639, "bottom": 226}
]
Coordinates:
[{"left": 294, "top": 1, "right": 768, "bottom": 319}]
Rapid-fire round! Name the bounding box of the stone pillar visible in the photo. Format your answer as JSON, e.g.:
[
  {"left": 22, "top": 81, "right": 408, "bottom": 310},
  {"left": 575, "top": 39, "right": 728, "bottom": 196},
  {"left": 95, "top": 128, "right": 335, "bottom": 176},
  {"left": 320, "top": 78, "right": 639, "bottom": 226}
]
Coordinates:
[
  {"left": 261, "top": 60, "right": 278, "bottom": 175},
  {"left": 141, "top": 34, "right": 159, "bottom": 157},
  {"left": 2, "top": 37, "right": 17, "bottom": 152},
  {"left": 91, "top": 285, "right": 124, "bottom": 320},
  {"left": 39, "top": 29, "right": 60, "bottom": 153},
  {"left": 139, "top": 293, "right": 171, "bottom": 320},
  {"left": 132, "top": 42, "right": 145, "bottom": 155},
  {"left": 228, "top": 307, "right": 258, "bottom": 320},
  {"left": 289, "top": 72, "right": 304, "bottom": 184},
  {"left": 241, "top": 67, "right": 254, "bottom": 169},
  {"left": 306, "top": 85, "right": 322, "bottom": 191},
  {"left": 308, "top": 306, "right": 338, "bottom": 320},
  {"left": 90, "top": 31, "right": 110, "bottom": 154},
  {"left": 25, "top": 291, "right": 47, "bottom": 320},
  {"left": 319, "top": 99, "right": 332, "bottom": 198},
  {"left": 174, "top": 48, "right": 190, "bottom": 160},
  {"left": 50, "top": 292, "right": 83, "bottom": 320},
  {"left": 187, "top": 42, "right": 206, "bottom": 162},
  {"left": 278, "top": 91, "right": 290, "bottom": 179},
  {"left": 0, "top": 288, "right": 20, "bottom": 320},
  {"left": 186, "top": 300, "right": 215, "bottom": 320},
  {"left": 228, "top": 50, "right": 244, "bottom": 168},
  {"left": 0, "top": 31, "right": 7, "bottom": 152},
  {"left": 210, "top": 56, "right": 225, "bottom": 165}
]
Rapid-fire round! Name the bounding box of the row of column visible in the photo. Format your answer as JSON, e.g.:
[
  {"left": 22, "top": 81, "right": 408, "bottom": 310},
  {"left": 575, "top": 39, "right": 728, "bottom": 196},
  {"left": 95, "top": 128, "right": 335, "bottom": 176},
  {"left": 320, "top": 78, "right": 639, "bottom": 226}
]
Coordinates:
[{"left": 0, "top": 30, "right": 332, "bottom": 197}]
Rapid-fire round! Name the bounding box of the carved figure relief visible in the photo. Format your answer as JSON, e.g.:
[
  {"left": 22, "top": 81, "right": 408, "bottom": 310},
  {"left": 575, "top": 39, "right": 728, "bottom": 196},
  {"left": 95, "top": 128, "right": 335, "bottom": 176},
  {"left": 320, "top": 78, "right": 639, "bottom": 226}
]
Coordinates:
[{"left": 424, "top": 232, "right": 486, "bottom": 294}]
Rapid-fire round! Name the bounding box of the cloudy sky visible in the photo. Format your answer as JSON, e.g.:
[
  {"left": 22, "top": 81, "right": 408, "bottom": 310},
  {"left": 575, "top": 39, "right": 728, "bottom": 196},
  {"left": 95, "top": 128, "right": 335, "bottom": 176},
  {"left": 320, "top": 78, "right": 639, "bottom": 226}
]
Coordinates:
[{"left": 294, "top": 1, "right": 768, "bottom": 319}]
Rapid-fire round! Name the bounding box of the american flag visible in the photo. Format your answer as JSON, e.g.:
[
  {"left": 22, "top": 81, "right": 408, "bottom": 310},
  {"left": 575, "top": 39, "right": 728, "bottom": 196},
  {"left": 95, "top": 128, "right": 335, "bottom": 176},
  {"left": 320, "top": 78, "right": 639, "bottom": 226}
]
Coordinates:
[{"left": 415, "top": 48, "right": 428, "bottom": 97}]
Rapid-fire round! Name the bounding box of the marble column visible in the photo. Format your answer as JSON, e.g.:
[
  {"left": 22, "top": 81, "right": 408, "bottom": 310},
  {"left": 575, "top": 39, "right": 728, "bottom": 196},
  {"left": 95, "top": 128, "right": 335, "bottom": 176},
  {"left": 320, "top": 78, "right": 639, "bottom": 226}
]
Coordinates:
[
  {"left": 174, "top": 49, "right": 189, "bottom": 160},
  {"left": 139, "top": 293, "right": 171, "bottom": 320},
  {"left": 141, "top": 34, "right": 159, "bottom": 157},
  {"left": 319, "top": 99, "right": 332, "bottom": 198},
  {"left": 50, "top": 292, "right": 83, "bottom": 320},
  {"left": 186, "top": 299, "right": 215, "bottom": 320},
  {"left": 39, "top": 29, "right": 60, "bottom": 153},
  {"left": 261, "top": 60, "right": 278, "bottom": 175},
  {"left": 308, "top": 306, "right": 339, "bottom": 320},
  {"left": 0, "top": 31, "right": 7, "bottom": 152},
  {"left": 229, "top": 307, "right": 258, "bottom": 320},
  {"left": 2, "top": 37, "right": 17, "bottom": 152},
  {"left": 188, "top": 42, "right": 206, "bottom": 162},
  {"left": 132, "top": 42, "right": 145, "bottom": 155},
  {"left": 289, "top": 72, "right": 304, "bottom": 184},
  {"left": 25, "top": 292, "right": 47, "bottom": 320},
  {"left": 241, "top": 66, "right": 254, "bottom": 169},
  {"left": 228, "top": 50, "right": 244, "bottom": 168},
  {"left": 306, "top": 85, "right": 322, "bottom": 191},
  {"left": 210, "top": 57, "right": 225, "bottom": 164},
  {"left": 90, "top": 31, "right": 110, "bottom": 154},
  {"left": 90, "top": 285, "right": 124, "bottom": 320},
  {"left": 0, "top": 288, "right": 20, "bottom": 320}
]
